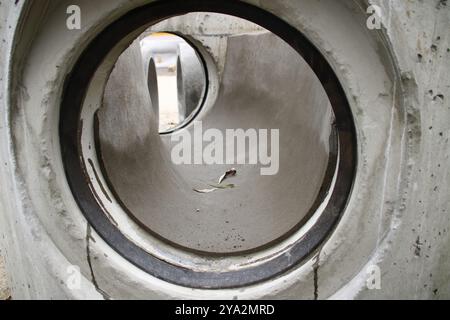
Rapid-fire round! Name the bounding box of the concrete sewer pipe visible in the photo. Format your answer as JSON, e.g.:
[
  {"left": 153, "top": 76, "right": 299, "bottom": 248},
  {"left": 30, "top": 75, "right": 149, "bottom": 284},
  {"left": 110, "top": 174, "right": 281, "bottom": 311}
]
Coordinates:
[{"left": 0, "top": 0, "right": 449, "bottom": 299}]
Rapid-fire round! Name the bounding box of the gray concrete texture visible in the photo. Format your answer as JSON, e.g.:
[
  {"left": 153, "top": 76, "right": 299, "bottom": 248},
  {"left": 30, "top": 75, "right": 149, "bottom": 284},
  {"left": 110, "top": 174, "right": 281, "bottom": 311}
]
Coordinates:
[
  {"left": 147, "top": 13, "right": 264, "bottom": 79},
  {"left": 0, "top": 0, "right": 449, "bottom": 300},
  {"left": 177, "top": 41, "right": 205, "bottom": 121},
  {"left": 0, "top": 256, "right": 10, "bottom": 300},
  {"left": 99, "top": 27, "right": 333, "bottom": 253}
]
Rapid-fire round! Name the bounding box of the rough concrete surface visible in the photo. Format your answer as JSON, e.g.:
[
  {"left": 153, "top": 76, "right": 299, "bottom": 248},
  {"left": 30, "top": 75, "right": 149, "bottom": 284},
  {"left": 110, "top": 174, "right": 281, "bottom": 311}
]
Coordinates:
[
  {"left": 0, "top": 0, "right": 449, "bottom": 300},
  {"left": 98, "top": 30, "right": 332, "bottom": 253},
  {"left": 0, "top": 256, "right": 10, "bottom": 300}
]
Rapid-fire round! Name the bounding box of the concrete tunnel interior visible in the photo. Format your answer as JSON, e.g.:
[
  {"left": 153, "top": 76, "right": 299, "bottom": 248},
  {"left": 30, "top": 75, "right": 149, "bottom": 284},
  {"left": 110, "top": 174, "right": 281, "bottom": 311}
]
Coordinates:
[
  {"left": 3, "top": 0, "right": 449, "bottom": 300},
  {"left": 88, "top": 13, "right": 337, "bottom": 255}
]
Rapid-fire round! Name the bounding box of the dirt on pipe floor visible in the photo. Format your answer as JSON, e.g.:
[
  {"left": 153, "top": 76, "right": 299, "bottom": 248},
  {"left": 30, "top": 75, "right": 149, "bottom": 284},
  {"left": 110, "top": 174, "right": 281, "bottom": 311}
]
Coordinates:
[{"left": 0, "top": 256, "right": 10, "bottom": 300}]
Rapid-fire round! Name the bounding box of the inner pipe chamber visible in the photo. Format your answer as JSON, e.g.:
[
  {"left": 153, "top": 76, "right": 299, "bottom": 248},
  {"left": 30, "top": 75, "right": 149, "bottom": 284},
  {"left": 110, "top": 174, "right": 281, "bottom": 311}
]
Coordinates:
[{"left": 96, "top": 13, "right": 335, "bottom": 254}]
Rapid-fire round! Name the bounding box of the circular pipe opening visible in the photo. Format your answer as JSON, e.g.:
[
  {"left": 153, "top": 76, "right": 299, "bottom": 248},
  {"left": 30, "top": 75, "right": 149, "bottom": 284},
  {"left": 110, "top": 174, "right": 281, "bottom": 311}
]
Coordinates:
[
  {"left": 60, "top": 0, "right": 356, "bottom": 289},
  {"left": 139, "top": 32, "right": 208, "bottom": 133},
  {"left": 97, "top": 12, "right": 336, "bottom": 255}
]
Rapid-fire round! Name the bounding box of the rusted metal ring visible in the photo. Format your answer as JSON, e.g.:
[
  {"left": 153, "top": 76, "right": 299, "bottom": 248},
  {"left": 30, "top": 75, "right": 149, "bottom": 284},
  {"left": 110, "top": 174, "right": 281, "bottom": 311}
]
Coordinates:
[{"left": 60, "top": 0, "right": 357, "bottom": 289}]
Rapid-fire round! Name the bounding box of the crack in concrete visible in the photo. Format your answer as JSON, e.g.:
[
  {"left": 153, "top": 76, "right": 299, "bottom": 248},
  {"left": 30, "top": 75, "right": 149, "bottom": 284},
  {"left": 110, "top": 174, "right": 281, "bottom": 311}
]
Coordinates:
[
  {"left": 313, "top": 254, "right": 320, "bottom": 300},
  {"left": 86, "top": 224, "right": 110, "bottom": 300}
]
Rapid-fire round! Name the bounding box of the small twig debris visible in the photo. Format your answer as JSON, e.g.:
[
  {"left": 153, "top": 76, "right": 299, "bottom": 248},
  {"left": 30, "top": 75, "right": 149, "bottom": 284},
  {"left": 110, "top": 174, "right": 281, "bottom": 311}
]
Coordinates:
[
  {"left": 193, "top": 188, "right": 217, "bottom": 194},
  {"left": 193, "top": 169, "right": 238, "bottom": 194}
]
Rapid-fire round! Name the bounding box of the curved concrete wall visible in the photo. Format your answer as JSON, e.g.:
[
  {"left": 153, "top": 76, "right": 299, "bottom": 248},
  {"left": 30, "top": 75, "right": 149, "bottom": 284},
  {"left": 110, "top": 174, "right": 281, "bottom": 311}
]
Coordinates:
[
  {"left": 177, "top": 42, "right": 205, "bottom": 121},
  {"left": 98, "top": 30, "right": 333, "bottom": 254},
  {"left": 0, "top": 0, "right": 449, "bottom": 300}
]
